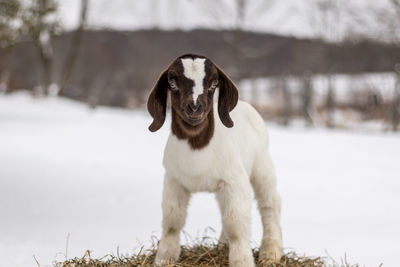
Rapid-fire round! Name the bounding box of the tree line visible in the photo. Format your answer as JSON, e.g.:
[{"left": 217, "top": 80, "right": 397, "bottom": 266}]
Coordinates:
[{"left": 0, "top": 0, "right": 399, "bottom": 130}]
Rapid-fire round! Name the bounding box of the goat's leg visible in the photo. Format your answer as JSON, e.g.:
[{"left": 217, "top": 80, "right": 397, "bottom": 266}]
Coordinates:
[
  {"left": 218, "top": 227, "right": 229, "bottom": 246},
  {"left": 251, "top": 154, "right": 282, "bottom": 263},
  {"left": 216, "top": 177, "right": 255, "bottom": 267},
  {"left": 155, "top": 174, "right": 190, "bottom": 266}
]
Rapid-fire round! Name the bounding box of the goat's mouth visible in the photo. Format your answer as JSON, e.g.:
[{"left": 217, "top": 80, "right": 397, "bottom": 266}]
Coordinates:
[{"left": 184, "top": 114, "right": 204, "bottom": 126}]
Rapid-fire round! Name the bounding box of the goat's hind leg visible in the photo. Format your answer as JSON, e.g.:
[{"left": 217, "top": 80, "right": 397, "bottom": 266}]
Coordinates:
[
  {"left": 251, "top": 153, "right": 283, "bottom": 262},
  {"left": 155, "top": 174, "right": 190, "bottom": 266}
]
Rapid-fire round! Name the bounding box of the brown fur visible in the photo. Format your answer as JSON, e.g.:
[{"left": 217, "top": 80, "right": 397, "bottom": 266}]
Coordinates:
[
  {"left": 216, "top": 66, "right": 239, "bottom": 128},
  {"left": 171, "top": 106, "right": 215, "bottom": 149},
  {"left": 147, "top": 69, "right": 169, "bottom": 132},
  {"left": 147, "top": 54, "right": 238, "bottom": 150}
]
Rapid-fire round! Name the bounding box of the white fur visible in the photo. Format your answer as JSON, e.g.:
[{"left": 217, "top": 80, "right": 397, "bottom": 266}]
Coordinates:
[
  {"left": 155, "top": 101, "right": 282, "bottom": 267},
  {"left": 181, "top": 58, "right": 206, "bottom": 104}
]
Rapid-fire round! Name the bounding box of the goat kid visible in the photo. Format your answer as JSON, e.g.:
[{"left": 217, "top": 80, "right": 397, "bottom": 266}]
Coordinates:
[{"left": 147, "top": 54, "right": 282, "bottom": 267}]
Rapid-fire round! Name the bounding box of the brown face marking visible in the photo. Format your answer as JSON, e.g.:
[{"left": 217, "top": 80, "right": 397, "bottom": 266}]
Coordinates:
[{"left": 147, "top": 53, "right": 239, "bottom": 150}]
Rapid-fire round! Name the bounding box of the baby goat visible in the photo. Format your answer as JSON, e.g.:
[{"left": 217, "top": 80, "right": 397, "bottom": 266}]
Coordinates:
[{"left": 147, "top": 54, "right": 282, "bottom": 267}]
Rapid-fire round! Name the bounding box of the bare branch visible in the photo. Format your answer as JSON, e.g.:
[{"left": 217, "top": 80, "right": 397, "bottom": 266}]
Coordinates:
[{"left": 59, "top": 0, "right": 89, "bottom": 94}]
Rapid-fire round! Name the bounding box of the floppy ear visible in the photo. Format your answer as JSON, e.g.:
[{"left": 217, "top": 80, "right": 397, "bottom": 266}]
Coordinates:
[
  {"left": 147, "top": 69, "right": 169, "bottom": 132},
  {"left": 216, "top": 66, "right": 239, "bottom": 128}
]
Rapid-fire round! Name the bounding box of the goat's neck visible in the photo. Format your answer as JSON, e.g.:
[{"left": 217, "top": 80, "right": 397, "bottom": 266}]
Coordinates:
[{"left": 171, "top": 108, "right": 215, "bottom": 150}]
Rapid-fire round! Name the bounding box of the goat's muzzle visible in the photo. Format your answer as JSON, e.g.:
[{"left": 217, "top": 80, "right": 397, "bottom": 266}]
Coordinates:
[{"left": 183, "top": 101, "right": 205, "bottom": 126}]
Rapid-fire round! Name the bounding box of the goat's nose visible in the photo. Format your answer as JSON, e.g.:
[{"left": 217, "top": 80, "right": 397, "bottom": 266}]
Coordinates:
[{"left": 188, "top": 102, "right": 200, "bottom": 112}]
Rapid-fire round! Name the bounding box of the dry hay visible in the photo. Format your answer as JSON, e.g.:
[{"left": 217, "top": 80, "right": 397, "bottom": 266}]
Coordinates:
[{"left": 54, "top": 237, "right": 357, "bottom": 267}]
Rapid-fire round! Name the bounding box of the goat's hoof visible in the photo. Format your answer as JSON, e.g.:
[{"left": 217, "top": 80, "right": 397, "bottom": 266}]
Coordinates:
[
  {"left": 229, "top": 251, "right": 255, "bottom": 267},
  {"left": 259, "top": 238, "right": 282, "bottom": 263},
  {"left": 154, "top": 256, "right": 178, "bottom": 266},
  {"left": 154, "top": 246, "right": 180, "bottom": 266},
  {"left": 153, "top": 258, "right": 174, "bottom": 266},
  {"left": 217, "top": 237, "right": 229, "bottom": 249},
  {"left": 230, "top": 258, "right": 255, "bottom": 267}
]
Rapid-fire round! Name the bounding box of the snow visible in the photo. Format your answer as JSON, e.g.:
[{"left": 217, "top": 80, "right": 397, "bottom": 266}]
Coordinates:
[{"left": 0, "top": 92, "right": 399, "bottom": 267}]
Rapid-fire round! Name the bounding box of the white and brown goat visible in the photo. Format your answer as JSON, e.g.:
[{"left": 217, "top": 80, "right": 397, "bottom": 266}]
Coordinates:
[{"left": 147, "top": 54, "right": 282, "bottom": 267}]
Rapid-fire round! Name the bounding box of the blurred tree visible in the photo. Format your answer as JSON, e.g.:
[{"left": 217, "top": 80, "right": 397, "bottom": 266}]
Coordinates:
[
  {"left": 347, "top": 0, "right": 400, "bottom": 131},
  {"left": 0, "top": 0, "right": 22, "bottom": 50},
  {"left": 196, "top": 0, "right": 276, "bottom": 77},
  {"left": 309, "top": 0, "right": 344, "bottom": 128},
  {"left": 22, "top": 0, "right": 60, "bottom": 95},
  {"left": 344, "top": 0, "right": 400, "bottom": 44},
  {"left": 390, "top": 1, "right": 400, "bottom": 131},
  {"left": 59, "top": 0, "right": 89, "bottom": 95},
  {"left": 389, "top": 64, "right": 400, "bottom": 131},
  {"left": 280, "top": 75, "right": 291, "bottom": 126},
  {"left": 391, "top": 0, "right": 400, "bottom": 25},
  {"left": 0, "top": 0, "right": 23, "bottom": 93},
  {"left": 301, "top": 70, "right": 314, "bottom": 127}
]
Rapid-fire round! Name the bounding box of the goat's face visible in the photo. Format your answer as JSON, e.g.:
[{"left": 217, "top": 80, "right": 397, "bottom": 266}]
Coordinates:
[
  {"left": 148, "top": 54, "right": 238, "bottom": 132},
  {"left": 168, "top": 56, "right": 218, "bottom": 126}
]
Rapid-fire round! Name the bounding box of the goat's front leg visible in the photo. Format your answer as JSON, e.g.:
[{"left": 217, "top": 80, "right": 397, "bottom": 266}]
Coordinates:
[
  {"left": 218, "top": 227, "right": 229, "bottom": 246},
  {"left": 216, "top": 177, "right": 255, "bottom": 267},
  {"left": 155, "top": 174, "right": 190, "bottom": 266}
]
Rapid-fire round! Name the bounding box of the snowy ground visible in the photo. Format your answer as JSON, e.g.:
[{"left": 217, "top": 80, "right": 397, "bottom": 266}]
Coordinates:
[{"left": 0, "top": 92, "right": 399, "bottom": 267}]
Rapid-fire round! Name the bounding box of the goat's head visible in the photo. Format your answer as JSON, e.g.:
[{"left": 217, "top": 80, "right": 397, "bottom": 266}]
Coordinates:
[{"left": 147, "top": 54, "right": 238, "bottom": 132}]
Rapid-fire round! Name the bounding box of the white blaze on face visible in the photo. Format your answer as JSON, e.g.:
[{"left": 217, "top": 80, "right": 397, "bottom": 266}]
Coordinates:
[{"left": 181, "top": 58, "right": 206, "bottom": 104}]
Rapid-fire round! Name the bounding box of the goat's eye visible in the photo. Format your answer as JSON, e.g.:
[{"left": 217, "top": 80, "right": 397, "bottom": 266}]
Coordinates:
[{"left": 169, "top": 80, "right": 178, "bottom": 91}]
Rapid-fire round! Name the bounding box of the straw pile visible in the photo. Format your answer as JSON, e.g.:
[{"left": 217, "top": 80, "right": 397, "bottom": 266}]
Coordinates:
[{"left": 54, "top": 238, "right": 355, "bottom": 267}]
